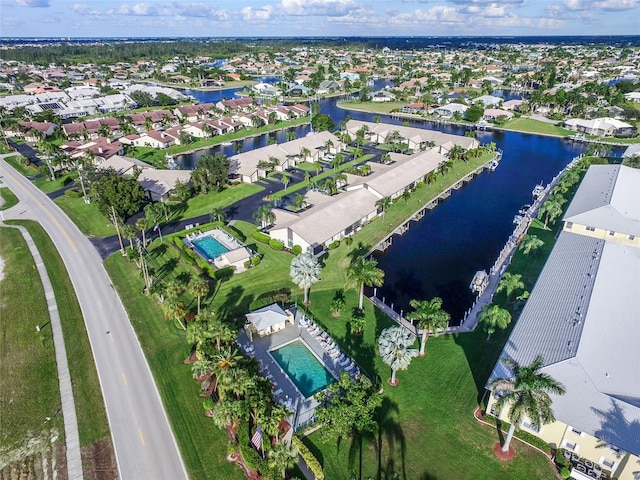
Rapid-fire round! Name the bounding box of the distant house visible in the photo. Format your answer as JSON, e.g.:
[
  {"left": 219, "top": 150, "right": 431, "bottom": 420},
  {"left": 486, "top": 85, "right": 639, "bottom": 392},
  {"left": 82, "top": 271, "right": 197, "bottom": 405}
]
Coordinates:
[
  {"left": 252, "top": 82, "right": 279, "bottom": 96},
  {"left": 285, "top": 85, "right": 312, "bottom": 97},
  {"left": 130, "top": 130, "right": 175, "bottom": 149},
  {"left": 623, "top": 91, "right": 640, "bottom": 103},
  {"left": 400, "top": 103, "right": 425, "bottom": 114},
  {"left": 483, "top": 109, "right": 514, "bottom": 121},
  {"left": 370, "top": 90, "right": 396, "bottom": 103},
  {"left": 317, "top": 80, "right": 341, "bottom": 94},
  {"left": 474, "top": 95, "right": 502, "bottom": 107},
  {"left": 433, "top": 103, "right": 468, "bottom": 118},
  {"left": 16, "top": 121, "right": 57, "bottom": 141},
  {"left": 564, "top": 117, "right": 637, "bottom": 137}
]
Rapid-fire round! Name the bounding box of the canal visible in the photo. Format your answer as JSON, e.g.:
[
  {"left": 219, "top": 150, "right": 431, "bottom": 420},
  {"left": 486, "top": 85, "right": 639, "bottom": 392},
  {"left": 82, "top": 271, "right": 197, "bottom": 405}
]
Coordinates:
[{"left": 176, "top": 83, "right": 599, "bottom": 324}]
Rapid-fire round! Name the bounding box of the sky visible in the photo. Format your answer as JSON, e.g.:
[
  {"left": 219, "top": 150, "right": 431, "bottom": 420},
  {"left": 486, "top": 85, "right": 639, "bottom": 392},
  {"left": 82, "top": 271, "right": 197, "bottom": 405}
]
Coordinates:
[{"left": 1, "top": 0, "right": 639, "bottom": 38}]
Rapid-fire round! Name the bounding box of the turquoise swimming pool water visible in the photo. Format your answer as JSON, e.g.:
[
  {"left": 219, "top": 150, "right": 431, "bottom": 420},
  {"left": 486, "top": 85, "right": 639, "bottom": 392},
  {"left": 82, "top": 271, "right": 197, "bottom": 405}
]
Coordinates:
[
  {"left": 271, "top": 341, "right": 333, "bottom": 398},
  {"left": 192, "top": 235, "right": 229, "bottom": 261}
]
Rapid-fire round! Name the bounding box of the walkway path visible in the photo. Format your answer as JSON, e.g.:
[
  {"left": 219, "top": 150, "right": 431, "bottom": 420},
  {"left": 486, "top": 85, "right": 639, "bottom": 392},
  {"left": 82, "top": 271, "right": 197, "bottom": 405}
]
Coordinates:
[
  {"left": 0, "top": 219, "right": 84, "bottom": 479},
  {"left": 0, "top": 154, "right": 188, "bottom": 480}
]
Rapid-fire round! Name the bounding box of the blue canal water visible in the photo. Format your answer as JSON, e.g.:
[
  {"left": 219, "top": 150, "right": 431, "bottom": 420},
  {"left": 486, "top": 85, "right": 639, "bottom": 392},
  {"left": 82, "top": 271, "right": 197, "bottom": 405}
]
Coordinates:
[{"left": 174, "top": 83, "right": 617, "bottom": 324}]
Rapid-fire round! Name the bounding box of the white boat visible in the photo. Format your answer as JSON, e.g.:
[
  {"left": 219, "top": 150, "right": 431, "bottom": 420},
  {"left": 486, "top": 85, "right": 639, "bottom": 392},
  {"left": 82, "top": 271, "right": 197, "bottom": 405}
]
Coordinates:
[
  {"left": 532, "top": 184, "right": 545, "bottom": 198},
  {"left": 221, "top": 141, "right": 232, "bottom": 146},
  {"left": 489, "top": 159, "right": 500, "bottom": 171}
]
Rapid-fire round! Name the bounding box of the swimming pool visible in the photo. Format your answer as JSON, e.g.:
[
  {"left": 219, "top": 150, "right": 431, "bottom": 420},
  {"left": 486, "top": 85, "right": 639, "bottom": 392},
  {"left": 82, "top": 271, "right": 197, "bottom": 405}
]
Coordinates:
[
  {"left": 271, "top": 341, "right": 334, "bottom": 398},
  {"left": 192, "top": 235, "right": 229, "bottom": 261}
]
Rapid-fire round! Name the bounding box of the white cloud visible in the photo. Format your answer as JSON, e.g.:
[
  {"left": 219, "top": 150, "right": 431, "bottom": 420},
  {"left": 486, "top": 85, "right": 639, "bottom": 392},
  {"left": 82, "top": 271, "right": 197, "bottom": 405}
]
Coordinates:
[
  {"left": 278, "top": 0, "right": 358, "bottom": 16},
  {"left": 565, "top": 0, "right": 638, "bottom": 9},
  {"left": 15, "top": 0, "right": 49, "bottom": 7},
  {"left": 241, "top": 5, "right": 273, "bottom": 21}
]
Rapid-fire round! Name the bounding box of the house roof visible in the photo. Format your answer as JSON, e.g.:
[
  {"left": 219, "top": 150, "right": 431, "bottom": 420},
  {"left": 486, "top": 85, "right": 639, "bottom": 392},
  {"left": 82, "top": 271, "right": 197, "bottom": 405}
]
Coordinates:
[
  {"left": 245, "top": 303, "right": 288, "bottom": 332},
  {"left": 488, "top": 165, "right": 640, "bottom": 456},
  {"left": 564, "top": 165, "right": 640, "bottom": 237},
  {"left": 136, "top": 168, "right": 191, "bottom": 196},
  {"left": 97, "top": 154, "right": 151, "bottom": 174},
  {"left": 271, "top": 187, "right": 379, "bottom": 247}
]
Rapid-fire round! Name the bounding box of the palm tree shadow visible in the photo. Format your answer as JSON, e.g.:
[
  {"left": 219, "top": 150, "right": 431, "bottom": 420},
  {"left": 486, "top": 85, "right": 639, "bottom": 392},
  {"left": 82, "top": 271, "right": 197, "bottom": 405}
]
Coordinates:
[{"left": 375, "top": 397, "right": 407, "bottom": 480}]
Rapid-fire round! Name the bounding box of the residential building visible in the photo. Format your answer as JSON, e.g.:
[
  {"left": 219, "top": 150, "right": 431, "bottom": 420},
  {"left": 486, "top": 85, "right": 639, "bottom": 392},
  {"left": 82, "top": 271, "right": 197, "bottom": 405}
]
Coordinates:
[
  {"left": 564, "top": 118, "right": 637, "bottom": 137},
  {"left": 486, "top": 165, "right": 640, "bottom": 480}
]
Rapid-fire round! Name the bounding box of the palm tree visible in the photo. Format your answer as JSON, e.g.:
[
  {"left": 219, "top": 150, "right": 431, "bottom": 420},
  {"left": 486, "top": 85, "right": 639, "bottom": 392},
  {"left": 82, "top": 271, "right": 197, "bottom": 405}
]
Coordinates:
[
  {"left": 121, "top": 224, "right": 137, "bottom": 251},
  {"left": 267, "top": 441, "right": 297, "bottom": 479},
  {"left": 478, "top": 304, "right": 512, "bottom": 341},
  {"left": 497, "top": 273, "right": 525, "bottom": 301},
  {"left": 135, "top": 217, "right": 148, "bottom": 247},
  {"left": 189, "top": 276, "right": 209, "bottom": 315},
  {"left": 163, "top": 298, "right": 187, "bottom": 330},
  {"left": 210, "top": 207, "right": 226, "bottom": 224},
  {"left": 346, "top": 256, "right": 385, "bottom": 311},
  {"left": 281, "top": 173, "right": 291, "bottom": 189},
  {"left": 490, "top": 355, "right": 566, "bottom": 453},
  {"left": 378, "top": 326, "right": 417, "bottom": 386},
  {"left": 290, "top": 249, "right": 322, "bottom": 305},
  {"left": 292, "top": 193, "right": 306, "bottom": 211},
  {"left": 254, "top": 203, "right": 275, "bottom": 228},
  {"left": 406, "top": 297, "right": 450, "bottom": 356},
  {"left": 538, "top": 193, "right": 566, "bottom": 228},
  {"left": 519, "top": 235, "right": 544, "bottom": 255},
  {"left": 375, "top": 196, "right": 392, "bottom": 218},
  {"left": 299, "top": 146, "right": 311, "bottom": 161}
]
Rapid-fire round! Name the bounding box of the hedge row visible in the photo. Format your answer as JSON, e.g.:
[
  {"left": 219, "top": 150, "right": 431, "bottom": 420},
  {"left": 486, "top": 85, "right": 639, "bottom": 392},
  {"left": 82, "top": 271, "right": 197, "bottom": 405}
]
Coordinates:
[
  {"left": 252, "top": 231, "right": 271, "bottom": 244},
  {"left": 293, "top": 436, "right": 324, "bottom": 480}
]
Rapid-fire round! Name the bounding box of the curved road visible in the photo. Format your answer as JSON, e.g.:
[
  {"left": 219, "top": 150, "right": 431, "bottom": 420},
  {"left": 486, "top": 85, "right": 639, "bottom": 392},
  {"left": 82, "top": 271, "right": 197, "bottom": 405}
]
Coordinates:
[{"left": 0, "top": 157, "right": 188, "bottom": 480}]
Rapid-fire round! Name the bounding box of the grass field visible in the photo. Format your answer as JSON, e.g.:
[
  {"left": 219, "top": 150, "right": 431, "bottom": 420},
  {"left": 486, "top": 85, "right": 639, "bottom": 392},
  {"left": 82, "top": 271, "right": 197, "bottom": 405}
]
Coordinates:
[
  {"left": 3, "top": 153, "right": 39, "bottom": 177},
  {"left": 6, "top": 220, "right": 111, "bottom": 448},
  {"left": 501, "top": 118, "right": 574, "bottom": 137},
  {"left": 0, "top": 227, "right": 63, "bottom": 456},
  {"left": 33, "top": 172, "right": 78, "bottom": 193},
  {"left": 53, "top": 195, "right": 115, "bottom": 237},
  {"left": 178, "top": 182, "right": 264, "bottom": 220}
]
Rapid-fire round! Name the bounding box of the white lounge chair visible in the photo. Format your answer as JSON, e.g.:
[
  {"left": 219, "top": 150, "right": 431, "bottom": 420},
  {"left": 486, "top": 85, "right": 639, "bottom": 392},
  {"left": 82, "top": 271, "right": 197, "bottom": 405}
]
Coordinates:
[{"left": 273, "top": 388, "right": 283, "bottom": 396}]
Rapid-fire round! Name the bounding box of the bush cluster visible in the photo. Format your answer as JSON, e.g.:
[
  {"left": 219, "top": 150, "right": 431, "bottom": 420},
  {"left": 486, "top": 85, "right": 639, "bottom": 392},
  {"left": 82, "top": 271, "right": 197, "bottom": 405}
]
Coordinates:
[
  {"left": 249, "top": 288, "right": 291, "bottom": 311},
  {"left": 291, "top": 245, "right": 303, "bottom": 255},
  {"left": 252, "top": 231, "right": 271, "bottom": 244},
  {"left": 327, "top": 240, "right": 340, "bottom": 250},
  {"left": 292, "top": 436, "right": 324, "bottom": 480},
  {"left": 269, "top": 239, "right": 284, "bottom": 251}
]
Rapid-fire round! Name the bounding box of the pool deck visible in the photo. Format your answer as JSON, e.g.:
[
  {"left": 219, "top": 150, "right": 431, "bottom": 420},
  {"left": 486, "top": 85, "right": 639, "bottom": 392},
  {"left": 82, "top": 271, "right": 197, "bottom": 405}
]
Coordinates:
[{"left": 237, "top": 308, "right": 359, "bottom": 430}]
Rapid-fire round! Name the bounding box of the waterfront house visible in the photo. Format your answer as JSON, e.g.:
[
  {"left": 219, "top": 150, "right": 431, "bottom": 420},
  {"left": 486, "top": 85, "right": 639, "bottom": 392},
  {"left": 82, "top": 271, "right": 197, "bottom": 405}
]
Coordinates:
[{"left": 564, "top": 117, "right": 637, "bottom": 137}]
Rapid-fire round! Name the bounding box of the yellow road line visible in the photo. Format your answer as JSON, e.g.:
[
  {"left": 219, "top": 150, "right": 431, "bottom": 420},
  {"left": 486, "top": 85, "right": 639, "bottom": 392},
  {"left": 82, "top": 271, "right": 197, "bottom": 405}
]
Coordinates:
[
  {"left": 122, "top": 372, "right": 128, "bottom": 386},
  {"left": 2, "top": 162, "right": 78, "bottom": 252},
  {"left": 138, "top": 428, "right": 146, "bottom": 446},
  {"left": 109, "top": 331, "right": 114, "bottom": 343}
]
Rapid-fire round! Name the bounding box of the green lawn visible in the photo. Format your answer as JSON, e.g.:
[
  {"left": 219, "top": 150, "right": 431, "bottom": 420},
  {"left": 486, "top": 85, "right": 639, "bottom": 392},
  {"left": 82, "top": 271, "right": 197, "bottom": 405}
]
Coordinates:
[
  {"left": 0, "top": 227, "right": 64, "bottom": 451},
  {"left": 178, "top": 183, "right": 264, "bottom": 220},
  {"left": 0, "top": 142, "right": 14, "bottom": 154},
  {"left": 501, "top": 118, "right": 574, "bottom": 137},
  {"left": 337, "top": 101, "right": 413, "bottom": 115},
  {"left": 7, "top": 220, "right": 111, "bottom": 448},
  {"left": 0, "top": 187, "right": 19, "bottom": 210},
  {"left": 4, "top": 153, "right": 39, "bottom": 177},
  {"left": 53, "top": 195, "right": 115, "bottom": 237},
  {"left": 33, "top": 172, "right": 78, "bottom": 193}
]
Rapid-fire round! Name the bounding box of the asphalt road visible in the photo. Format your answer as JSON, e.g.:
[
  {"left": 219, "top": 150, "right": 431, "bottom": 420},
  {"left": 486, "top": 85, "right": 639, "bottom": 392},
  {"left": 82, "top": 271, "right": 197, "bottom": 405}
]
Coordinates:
[{"left": 0, "top": 157, "right": 188, "bottom": 480}]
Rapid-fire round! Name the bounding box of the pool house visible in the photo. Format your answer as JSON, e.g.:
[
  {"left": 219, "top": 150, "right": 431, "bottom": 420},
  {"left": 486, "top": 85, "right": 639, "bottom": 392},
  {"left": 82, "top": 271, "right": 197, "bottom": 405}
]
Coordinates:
[{"left": 237, "top": 305, "right": 361, "bottom": 430}]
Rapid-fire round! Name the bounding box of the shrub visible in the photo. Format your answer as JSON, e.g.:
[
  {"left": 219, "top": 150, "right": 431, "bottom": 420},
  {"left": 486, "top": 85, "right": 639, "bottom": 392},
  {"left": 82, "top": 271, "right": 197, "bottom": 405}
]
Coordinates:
[
  {"left": 184, "top": 248, "right": 197, "bottom": 260},
  {"left": 249, "top": 288, "right": 291, "bottom": 311},
  {"left": 174, "top": 236, "right": 184, "bottom": 248},
  {"left": 64, "top": 189, "right": 83, "bottom": 198},
  {"left": 292, "top": 436, "right": 324, "bottom": 480},
  {"left": 252, "top": 231, "right": 271, "bottom": 244},
  {"left": 560, "top": 467, "right": 570, "bottom": 479},
  {"left": 251, "top": 255, "right": 262, "bottom": 266},
  {"left": 327, "top": 240, "right": 340, "bottom": 250},
  {"left": 291, "top": 245, "right": 302, "bottom": 255},
  {"left": 269, "top": 239, "right": 284, "bottom": 251},
  {"left": 244, "top": 260, "right": 251, "bottom": 269}
]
